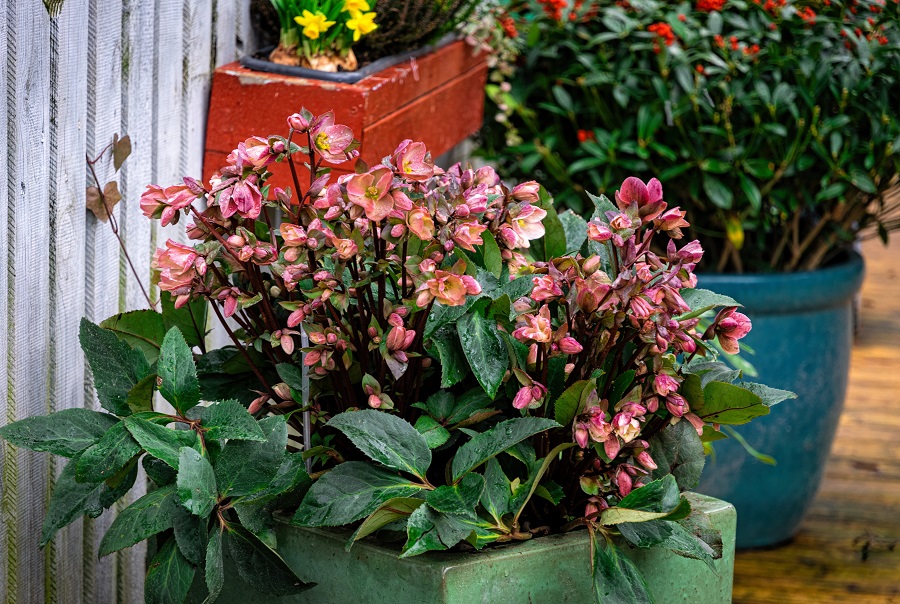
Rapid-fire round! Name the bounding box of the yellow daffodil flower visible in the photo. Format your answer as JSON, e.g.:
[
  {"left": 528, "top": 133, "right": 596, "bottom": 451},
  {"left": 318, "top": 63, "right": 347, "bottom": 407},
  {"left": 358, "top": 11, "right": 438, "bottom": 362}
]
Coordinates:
[
  {"left": 294, "top": 10, "right": 335, "bottom": 40},
  {"left": 343, "top": 0, "right": 370, "bottom": 12},
  {"left": 346, "top": 10, "right": 378, "bottom": 41}
]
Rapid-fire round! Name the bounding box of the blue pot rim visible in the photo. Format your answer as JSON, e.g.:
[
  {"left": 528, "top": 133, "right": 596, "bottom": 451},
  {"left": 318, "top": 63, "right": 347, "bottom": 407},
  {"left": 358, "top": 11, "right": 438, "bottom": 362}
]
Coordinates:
[{"left": 696, "top": 251, "right": 865, "bottom": 314}]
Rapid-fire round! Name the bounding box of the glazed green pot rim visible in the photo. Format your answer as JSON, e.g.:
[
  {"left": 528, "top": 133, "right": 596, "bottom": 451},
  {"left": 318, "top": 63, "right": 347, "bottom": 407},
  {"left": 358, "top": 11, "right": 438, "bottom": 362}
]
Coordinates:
[{"left": 696, "top": 250, "right": 865, "bottom": 314}]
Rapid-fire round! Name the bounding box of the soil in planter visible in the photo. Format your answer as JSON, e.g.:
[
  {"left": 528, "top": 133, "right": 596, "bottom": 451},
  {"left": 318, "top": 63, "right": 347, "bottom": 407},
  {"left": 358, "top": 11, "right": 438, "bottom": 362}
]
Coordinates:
[{"left": 268, "top": 45, "right": 359, "bottom": 72}]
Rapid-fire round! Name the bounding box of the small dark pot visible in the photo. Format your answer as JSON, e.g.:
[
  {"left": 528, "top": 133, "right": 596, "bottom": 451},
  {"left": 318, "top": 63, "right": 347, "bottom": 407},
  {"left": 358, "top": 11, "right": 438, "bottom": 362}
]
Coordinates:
[{"left": 695, "top": 251, "right": 865, "bottom": 549}]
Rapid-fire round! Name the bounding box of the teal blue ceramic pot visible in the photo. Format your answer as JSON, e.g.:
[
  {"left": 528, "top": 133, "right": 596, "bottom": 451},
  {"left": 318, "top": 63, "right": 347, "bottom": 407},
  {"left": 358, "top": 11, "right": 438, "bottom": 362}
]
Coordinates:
[{"left": 695, "top": 251, "right": 865, "bottom": 549}]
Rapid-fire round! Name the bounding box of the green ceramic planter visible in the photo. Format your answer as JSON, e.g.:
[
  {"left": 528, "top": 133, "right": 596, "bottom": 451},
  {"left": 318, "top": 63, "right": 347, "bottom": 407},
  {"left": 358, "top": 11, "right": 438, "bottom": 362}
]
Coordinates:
[
  {"left": 695, "top": 251, "right": 865, "bottom": 549},
  {"left": 217, "top": 493, "right": 735, "bottom": 604}
]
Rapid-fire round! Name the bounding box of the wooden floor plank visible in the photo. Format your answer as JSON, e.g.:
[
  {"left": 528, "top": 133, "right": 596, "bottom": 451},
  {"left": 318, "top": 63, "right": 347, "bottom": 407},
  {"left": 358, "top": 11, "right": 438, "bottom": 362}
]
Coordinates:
[{"left": 733, "top": 237, "right": 900, "bottom": 603}]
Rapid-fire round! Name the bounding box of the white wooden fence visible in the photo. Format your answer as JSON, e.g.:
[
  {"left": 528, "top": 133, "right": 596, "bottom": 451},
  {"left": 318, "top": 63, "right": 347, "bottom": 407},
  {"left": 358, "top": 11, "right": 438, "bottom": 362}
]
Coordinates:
[{"left": 1, "top": 1, "right": 251, "bottom": 601}]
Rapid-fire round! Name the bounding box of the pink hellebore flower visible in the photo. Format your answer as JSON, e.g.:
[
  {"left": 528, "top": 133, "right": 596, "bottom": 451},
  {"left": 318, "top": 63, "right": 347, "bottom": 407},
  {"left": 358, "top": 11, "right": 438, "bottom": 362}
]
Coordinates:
[
  {"left": 512, "top": 381, "right": 548, "bottom": 410},
  {"left": 654, "top": 207, "right": 689, "bottom": 239},
  {"left": 280, "top": 223, "right": 308, "bottom": 262},
  {"left": 512, "top": 305, "right": 553, "bottom": 344},
  {"left": 310, "top": 111, "right": 355, "bottom": 163},
  {"left": 505, "top": 203, "right": 547, "bottom": 248},
  {"left": 531, "top": 275, "right": 563, "bottom": 301},
  {"left": 613, "top": 412, "right": 642, "bottom": 443},
  {"left": 140, "top": 183, "right": 198, "bottom": 226},
  {"left": 677, "top": 239, "right": 704, "bottom": 264},
  {"left": 615, "top": 176, "right": 666, "bottom": 222},
  {"left": 332, "top": 238, "right": 359, "bottom": 261},
  {"left": 152, "top": 240, "right": 207, "bottom": 307},
  {"left": 230, "top": 137, "right": 275, "bottom": 170},
  {"left": 666, "top": 393, "right": 689, "bottom": 417},
  {"left": 346, "top": 167, "right": 394, "bottom": 221},
  {"left": 407, "top": 207, "right": 435, "bottom": 241},
  {"left": 510, "top": 181, "right": 540, "bottom": 203},
  {"left": 653, "top": 374, "right": 680, "bottom": 397},
  {"left": 452, "top": 221, "right": 487, "bottom": 252},
  {"left": 415, "top": 271, "right": 481, "bottom": 307},
  {"left": 587, "top": 220, "right": 613, "bottom": 242},
  {"left": 391, "top": 139, "right": 434, "bottom": 181},
  {"left": 714, "top": 307, "right": 752, "bottom": 354},
  {"left": 219, "top": 176, "right": 263, "bottom": 220}
]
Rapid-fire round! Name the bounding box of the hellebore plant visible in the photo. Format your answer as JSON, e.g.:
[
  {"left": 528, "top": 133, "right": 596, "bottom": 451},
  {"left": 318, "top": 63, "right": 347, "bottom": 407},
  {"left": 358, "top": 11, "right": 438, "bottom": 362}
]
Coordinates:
[{"left": 0, "top": 109, "right": 792, "bottom": 604}]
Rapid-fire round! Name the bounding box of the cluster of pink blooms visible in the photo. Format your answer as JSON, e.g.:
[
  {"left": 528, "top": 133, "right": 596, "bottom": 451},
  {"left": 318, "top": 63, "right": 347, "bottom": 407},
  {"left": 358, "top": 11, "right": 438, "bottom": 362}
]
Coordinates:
[
  {"left": 141, "top": 108, "right": 752, "bottom": 511},
  {"left": 503, "top": 175, "right": 751, "bottom": 503}
]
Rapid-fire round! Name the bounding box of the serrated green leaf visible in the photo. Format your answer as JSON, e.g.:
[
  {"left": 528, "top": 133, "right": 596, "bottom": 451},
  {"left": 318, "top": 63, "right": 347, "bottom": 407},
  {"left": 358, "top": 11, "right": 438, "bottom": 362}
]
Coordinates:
[
  {"left": 327, "top": 410, "right": 431, "bottom": 479},
  {"left": 400, "top": 505, "right": 448, "bottom": 558},
  {"left": 558, "top": 210, "right": 589, "bottom": 253},
  {"left": 161, "top": 291, "right": 208, "bottom": 349},
  {"left": 677, "top": 289, "right": 741, "bottom": 321},
  {"left": 172, "top": 504, "right": 207, "bottom": 566},
  {"left": 696, "top": 381, "right": 769, "bottom": 424},
  {"left": 481, "top": 458, "right": 511, "bottom": 524},
  {"left": 649, "top": 420, "right": 706, "bottom": 490},
  {"left": 75, "top": 421, "right": 141, "bottom": 483},
  {"left": 145, "top": 538, "right": 195, "bottom": 604},
  {"left": 158, "top": 328, "right": 201, "bottom": 414},
  {"left": 204, "top": 527, "right": 224, "bottom": 603},
  {"left": 177, "top": 448, "right": 217, "bottom": 517},
  {"left": 429, "top": 327, "right": 469, "bottom": 388},
  {"left": 224, "top": 522, "right": 314, "bottom": 596},
  {"left": 99, "top": 485, "right": 178, "bottom": 557},
  {"left": 292, "top": 462, "right": 422, "bottom": 527},
  {"left": 511, "top": 442, "right": 576, "bottom": 523},
  {"left": 237, "top": 452, "right": 311, "bottom": 506},
  {"left": 739, "top": 382, "right": 796, "bottom": 407},
  {"left": 456, "top": 312, "right": 508, "bottom": 399},
  {"left": 41, "top": 455, "right": 118, "bottom": 547},
  {"left": 451, "top": 417, "right": 559, "bottom": 482},
  {"left": 0, "top": 408, "right": 118, "bottom": 458},
  {"left": 554, "top": 379, "right": 594, "bottom": 426},
  {"left": 199, "top": 399, "right": 266, "bottom": 442},
  {"left": 100, "top": 310, "right": 166, "bottom": 364},
  {"left": 593, "top": 536, "right": 655, "bottom": 604},
  {"left": 426, "top": 473, "right": 484, "bottom": 516},
  {"left": 214, "top": 416, "right": 287, "bottom": 497},
  {"left": 124, "top": 416, "right": 199, "bottom": 469},
  {"left": 80, "top": 318, "right": 151, "bottom": 415},
  {"left": 127, "top": 374, "right": 157, "bottom": 414},
  {"left": 600, "top": 475, "right": 681, "bottom": 525},
  {"left": 414, "top": 416, "right": 450, "bottom": 449}
]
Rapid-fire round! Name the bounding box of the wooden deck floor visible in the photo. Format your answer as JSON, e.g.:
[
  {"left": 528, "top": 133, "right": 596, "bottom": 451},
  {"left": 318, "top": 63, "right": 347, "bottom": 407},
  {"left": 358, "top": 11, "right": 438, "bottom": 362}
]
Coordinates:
[{"left": 732, "top": 238, "right": 900, "bottom": 603}]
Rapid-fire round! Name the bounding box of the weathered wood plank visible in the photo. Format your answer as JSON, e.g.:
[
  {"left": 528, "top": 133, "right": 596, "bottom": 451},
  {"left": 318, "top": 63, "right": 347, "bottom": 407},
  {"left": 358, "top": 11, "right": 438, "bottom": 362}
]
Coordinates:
[
  {"left": 214, "top": 0, "right": 238, "bottom": 67},
  {"left": 84, "top": 0, "right": 124, "bottom": 600},
  {"left": 0, "top": 4, "right": 11, "bottom": 604},
  {"left": 183, "top": 0, "right": 213, "bottom": 183},
  {"left": 47, "top": 1, "right": 91, "bottom": 601},
  {"left": 4, "top": 2, "right": 52, "bottom": 602}
]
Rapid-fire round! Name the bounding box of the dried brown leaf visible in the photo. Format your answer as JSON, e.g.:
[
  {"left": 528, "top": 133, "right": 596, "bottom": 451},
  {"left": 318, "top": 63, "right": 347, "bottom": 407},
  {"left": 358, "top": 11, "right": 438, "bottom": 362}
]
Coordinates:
[
  {"left": 113, "top": 135, "right": 132, "bottom": 171},
  {"left": 86, "top": 181, "right": 122, "bottom": 222}
]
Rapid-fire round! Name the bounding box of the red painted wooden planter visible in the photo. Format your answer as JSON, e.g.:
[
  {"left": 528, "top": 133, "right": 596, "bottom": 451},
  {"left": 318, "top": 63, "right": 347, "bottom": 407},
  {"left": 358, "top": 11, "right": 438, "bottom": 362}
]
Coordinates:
[{"left": 204, "top": 40, "right": 488, "bottom": 188}]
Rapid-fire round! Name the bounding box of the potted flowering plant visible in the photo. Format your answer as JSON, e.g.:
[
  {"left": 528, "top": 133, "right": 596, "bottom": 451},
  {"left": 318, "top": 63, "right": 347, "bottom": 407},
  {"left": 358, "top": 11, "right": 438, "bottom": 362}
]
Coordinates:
[
  {"left": 479, "top": 0, "right": 894, "bottom": 547},
  {"left": 205, "top": 0, "right": 488, "bottom": 192},
  {"left": 0, "top": 110, "right": 790, "bottom": 603}
]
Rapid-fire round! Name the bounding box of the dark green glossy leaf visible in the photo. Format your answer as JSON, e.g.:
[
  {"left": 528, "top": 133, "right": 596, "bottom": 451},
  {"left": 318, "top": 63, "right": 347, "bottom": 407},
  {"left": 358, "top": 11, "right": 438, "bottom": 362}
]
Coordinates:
[
  {"left": 695, "top": 381, "right": 769, "bottom": 425},
  {"left": 446, "top": 389, "right": 494, "bottom": 425},
  {"left": 481, "top": 458, "right": 511, "bottom": 523},
  {"left": 125, "top": 416, "right": 199, "bottom": 469},
  {"left": 100, "top": 310, "right": 166, "bottom": 364},
  {"left": 224, "top": 522, "right": 314, "bottom": 596},
  {"left": 158, "top": 328, "right": 201, "bottom": 414},
  {"left": 600, "top": 476, "right": 683, "bottom": 525},
  {"left": 238, "top": 452, "right": 311, "bottom": 506},
  {"left": 740, "top": 382, "right": 796, "bottom": 407},
  {"left": 127, "top": 373, "right": 157, "bottom": 414},
  {"left": 429, "top": 327, "right": 469, "bottom": 388},
  {"left": 76, "top": 421, "right": 141, "bottom": 483},
  {"left": 214, "top": 416, "right": 287, "bottom": 497},
  {"left": 677, "top": 289, "right": 740, "bottom": 321},
  {"left": 144, "top": 456, "right": 177, "bottom": 486},
  {"left": 414, "top": 416, "right": 450, "bottom": 449},
  {"left": 205, "top": 527, "right": 224, "bottom": 603},
  {"left": 450, "top": 417, "right": 559, "bottom": 482},
  {"left": 327, "top": 410, "right": 431, "bottom": 479},
  {"left": 161, "top": 291, "right": 208, "bottom": 349},
  {"left": 558, "top": 209, "right": 589, "bottom": 253},
  {"left": 177, "top": 447, "right": 217, "bottom": 517},
  {"left": 593, "top": 536, "right": 655, "bottom": 604},
  {"left": 41, "top": 455, "right": 115, "bottom": 547},
  {"left": 0, "top": 408, "right": 118, "bottom": 458},
  {"left": 426, "top": 473, "right": 484, "bottom": 516},
  {"left": 292, "top": 462, "right": 421, "bottom": 527},
  {"left": 98, "top": 485, "right": 178, "bottom": 557},
  {"left": 172, "top": 504, "right": 207, "bottom": 566},
  {"left": 199, "top": 399, "right": 266, "bottom": 442},
  {"left": 649, "top": 420, "right": 706, "bottom": 490},
  {"left": 456, "top": 311, "right": 507, "bottom": 399},
  {"left": 145, "top": 538, "right": 195, "bottom": 604},
  {"left": 80, "top": 318, "right": 151, "bottom": 415},
  {"left": 554, "top": 379, "right": 594, "bottom": 426},
  {"left": 400, "top": 505, "right": 447, "bottom": 558}
]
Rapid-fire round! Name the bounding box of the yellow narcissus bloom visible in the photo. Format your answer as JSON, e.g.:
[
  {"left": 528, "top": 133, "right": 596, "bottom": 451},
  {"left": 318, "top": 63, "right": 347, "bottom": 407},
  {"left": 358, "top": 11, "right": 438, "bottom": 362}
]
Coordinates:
[
  {"left": 346, "top": 10, "right": 377, "bottom": 41},
  {"left": 294, "top": 10, "right": 335, "bottom": 40},
  {"left": 342, "top": 0, "right": 370, "bottom": 11}
]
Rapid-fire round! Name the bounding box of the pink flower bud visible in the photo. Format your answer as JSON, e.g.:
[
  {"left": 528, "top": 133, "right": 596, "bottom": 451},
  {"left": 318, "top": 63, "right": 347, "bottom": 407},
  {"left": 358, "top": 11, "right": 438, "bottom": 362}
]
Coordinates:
[
  {"left": 637, "top": 451, "right": 657, "bottom": 471},
  {"left": 511, "top": 181, "right": 540, "bottom": 203},
  {"left": 512, "top": 386, "right": 534, "bottom": 410},
  {"left": 616, "top": 467, "right": 633, "bottom": 497},
  {"left": 288, "top": 112, "right": 310, "bottom": 132},
  {"left": 666, "top": 393, "right": 689, "bottom": 417},
  {"left": 559, "top": 337, "right": 583, "bottom": 355},
  {"left": 654, "top": 374, "right": 680, "bottom": 396},
  {"left": 368, "top": 394, "right": 382, "bottom": 409},
  {"left": 273, "top": 382, "right": 292, "bottom": 400}
]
